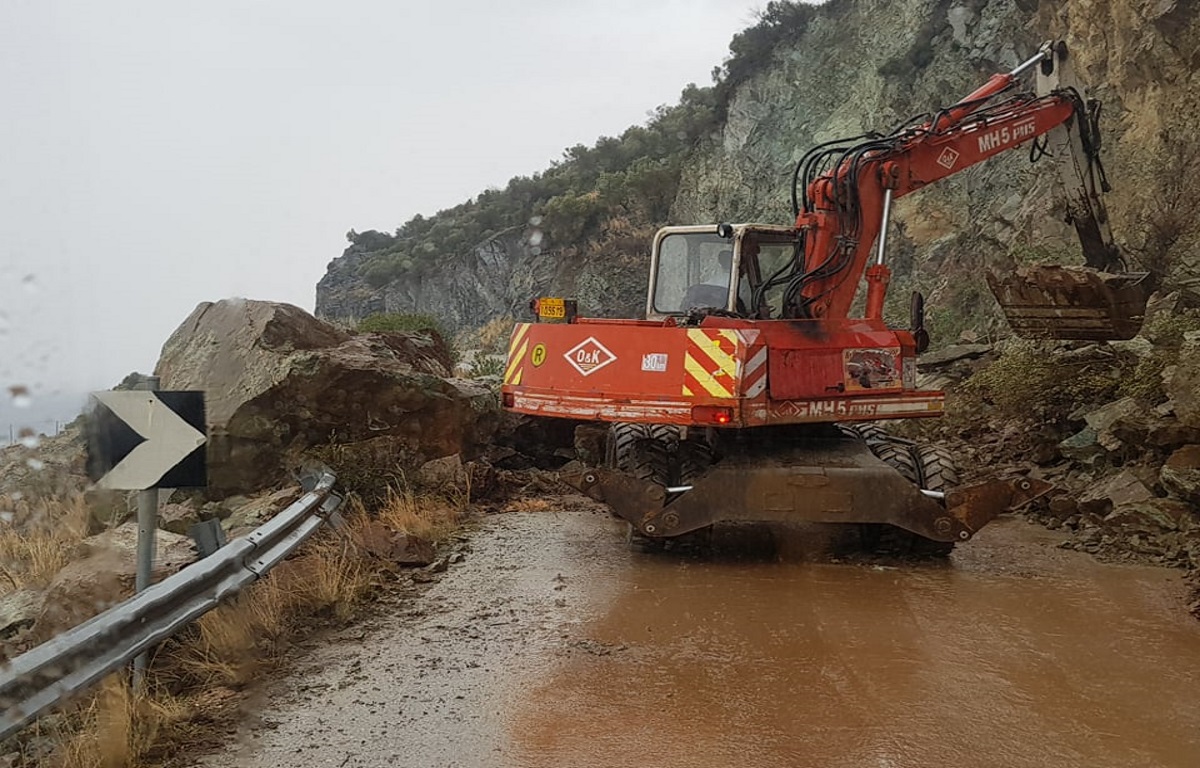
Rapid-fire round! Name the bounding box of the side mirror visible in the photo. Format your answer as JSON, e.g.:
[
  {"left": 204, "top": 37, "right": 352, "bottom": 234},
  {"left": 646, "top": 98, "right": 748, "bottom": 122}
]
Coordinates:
[{"left": 716, "top": 223, "right": 734, "bottom": 239}]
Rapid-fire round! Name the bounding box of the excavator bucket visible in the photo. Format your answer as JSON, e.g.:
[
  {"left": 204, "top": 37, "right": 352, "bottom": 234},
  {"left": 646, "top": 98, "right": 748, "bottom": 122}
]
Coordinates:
[{"left": 986, "top": 265, "right": 1151, "bottom": 341}]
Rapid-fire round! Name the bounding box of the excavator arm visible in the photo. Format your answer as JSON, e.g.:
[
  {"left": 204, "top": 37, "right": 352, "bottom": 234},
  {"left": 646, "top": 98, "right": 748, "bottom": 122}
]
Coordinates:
[{"left": 778, "top": 41, "right": 1148, "bottom": 339}]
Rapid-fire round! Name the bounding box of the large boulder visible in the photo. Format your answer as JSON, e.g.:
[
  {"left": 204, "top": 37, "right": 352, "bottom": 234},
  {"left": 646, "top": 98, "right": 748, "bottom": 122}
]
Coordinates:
[
  {"left": 1161, "top": 445, "right": 1200, "bottom": 506},
  {"left": 1167, "top": 331, "right": 1200, "bottom": 428},
  {"left": 155, "top": 300, "right": 499, "bottom": 494},
  {"left": 1078, "top": 469, "right": 1155, "bottom": 517}
]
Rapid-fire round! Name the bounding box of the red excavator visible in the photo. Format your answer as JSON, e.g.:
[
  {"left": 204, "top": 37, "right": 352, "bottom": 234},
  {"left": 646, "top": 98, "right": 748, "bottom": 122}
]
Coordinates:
[{"left": 501, "top": 41, "right": 1150, "bottom": 554}]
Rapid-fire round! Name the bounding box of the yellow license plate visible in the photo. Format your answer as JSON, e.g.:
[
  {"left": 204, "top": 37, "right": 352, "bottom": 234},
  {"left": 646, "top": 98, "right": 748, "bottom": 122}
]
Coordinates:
[{"left": 539, "top": 298, "right": 566, "bottom": 319}]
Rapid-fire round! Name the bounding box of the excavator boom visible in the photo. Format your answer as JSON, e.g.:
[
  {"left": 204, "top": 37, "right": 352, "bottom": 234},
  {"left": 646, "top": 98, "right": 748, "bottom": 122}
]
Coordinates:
[{"left": 787, "top": 40, "right": 1148, "bottom": 339}]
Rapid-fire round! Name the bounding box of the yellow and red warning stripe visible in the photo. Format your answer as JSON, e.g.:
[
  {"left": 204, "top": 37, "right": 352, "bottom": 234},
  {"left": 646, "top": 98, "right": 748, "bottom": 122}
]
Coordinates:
[
  {"left": 503, "top": 323, "right": 531, "bottom": 386},
  {"left": 682, "top": 328, "right": 739, "bottom": 398}
]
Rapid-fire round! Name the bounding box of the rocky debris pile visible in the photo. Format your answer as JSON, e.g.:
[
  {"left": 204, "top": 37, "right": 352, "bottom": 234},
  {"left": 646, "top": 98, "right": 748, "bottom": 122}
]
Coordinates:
[
  {"left": 0, "top": 427, "right": 86, "bottom": 504},
  {"left": 925, "top": 296, "right": 1200, "bottom": 609},
  {"left": 156, "top": 299, "right": 501, "bottom": 496},
  {"left": 916, "top": 343, "right": 995, "bottom": 391}
]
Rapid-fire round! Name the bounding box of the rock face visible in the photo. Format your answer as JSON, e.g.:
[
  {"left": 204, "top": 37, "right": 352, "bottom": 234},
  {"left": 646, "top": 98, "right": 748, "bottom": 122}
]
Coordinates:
[
  {"left": 156, "top": 300, "right": 500, "bottom": 495},
  {"left": 317, "top": 234, "right": 648, "bottom": 333}
]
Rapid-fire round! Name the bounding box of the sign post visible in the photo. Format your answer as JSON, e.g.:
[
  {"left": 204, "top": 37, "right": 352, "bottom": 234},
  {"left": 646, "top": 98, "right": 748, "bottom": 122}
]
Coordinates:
[
  {"left": 132, "top": 377, "right": 159, "bottom": 686},
  {"left": 86, "top": 384, "right": 207, "bottom": 687}
]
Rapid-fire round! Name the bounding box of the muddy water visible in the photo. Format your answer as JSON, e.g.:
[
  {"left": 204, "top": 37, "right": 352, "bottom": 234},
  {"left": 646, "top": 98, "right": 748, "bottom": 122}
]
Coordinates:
[
  {"left": 205, "top": 503, "right": 1200, "bottom": 768},
  {"left": 511, "top": 522, "right": 1200, "bottom": 768}
]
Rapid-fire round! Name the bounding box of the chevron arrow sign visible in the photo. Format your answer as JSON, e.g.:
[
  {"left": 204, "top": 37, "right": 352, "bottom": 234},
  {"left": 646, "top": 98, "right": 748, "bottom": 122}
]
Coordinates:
[{"left": 86, "top": 391, "right": 207, "bottom": 490}]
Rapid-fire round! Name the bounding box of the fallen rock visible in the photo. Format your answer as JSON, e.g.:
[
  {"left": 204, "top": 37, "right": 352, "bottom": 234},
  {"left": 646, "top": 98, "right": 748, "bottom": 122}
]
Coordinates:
[
  {"left": 0, "top": 589, "right": 45, "bottom": 639},
  {"left": 33, "top": 523, "right": 197, "bottom": 641},
  {"left": 1109, "top": 336, "right": 1155, "bottom": 360},
  {"left": 155, "top": 300, "right": 499, "bottom": 494},
  {"left": 1167, "top": 331, "right": 1200, "bottom": 427},
  {"left": 417, "top": 454, "right": 467, "bottom": 492},
  {"left": 917, "top": 344, "right": 992, "bottom": 368},
  {"left": 573, "top": 424, "right": 609, "bottom": 466},
  {"left": 495, "top": 412, "right": 581, "bottom": 469},
  {"left": 1103, "top": 499, "right": 1193, "bottom": 534},
  {"left": 223, "top": 486, "right": 301, "bottom": 535},
  {"left": 1080, "top": 398, "right": 1147, "bottom": 452},
  {"left": 1078, "top": 470, "right": 1155, "bottom": 516},
  {"left": 353, "top": 521, "right": 435, "bottom": 566},
  {"left": 1109, "top": 408, "right": 1200, "bottom": 452},
  {"left": 158, "top": 501, "right": 203, "bottom": 535},
  {"left": 83, "top": 489, "right": 132, "bottom": 534},
  {"left": 1161, "top": 445, "right": 1200, "bottom": 506},
  {"left": 1060, "top": 428, "right": 1105, "bottom": 464}
]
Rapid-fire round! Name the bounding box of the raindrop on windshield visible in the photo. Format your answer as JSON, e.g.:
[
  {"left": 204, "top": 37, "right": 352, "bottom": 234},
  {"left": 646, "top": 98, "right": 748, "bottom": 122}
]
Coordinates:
[
  {"left": 8, "top": 385, "right": 32, "bottom": 409},
  {"left": 17, "top": 427, "right": 40, "bottom": 449},
  {"left": 20, "top": 274, "right": 37, "bottom": 294}
]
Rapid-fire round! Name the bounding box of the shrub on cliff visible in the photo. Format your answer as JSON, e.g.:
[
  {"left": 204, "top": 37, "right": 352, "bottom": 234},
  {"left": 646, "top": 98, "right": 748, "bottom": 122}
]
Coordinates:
[{"left": 357, "top": 312, "right": 448, "bottom": 339}]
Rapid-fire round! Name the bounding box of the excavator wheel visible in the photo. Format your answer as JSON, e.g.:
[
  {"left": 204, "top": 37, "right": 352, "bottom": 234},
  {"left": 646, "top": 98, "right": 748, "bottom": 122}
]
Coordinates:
[
  {"left": 836, "top": 422, "right": 888, "bottom": 443},
  {"left": 905, "top": 445, "right": 960, "bottom": 558},
  {"left": 608, "top": 423, "right": 673, "bottom": 487},
  {"left": 609, "top": 423, "right": 673, "bottom": 552},
  {"left": 670, "top": 433, "right": 716, "bottom": 552},
  {"left": 859, "top": 438, "right": 956, "bottom": 558},
  {"left": 677, "top": 435, "right": 714, "bottom": 486},
  {"left": 865, "top": 439, "right": 919, "bottom": 483}
]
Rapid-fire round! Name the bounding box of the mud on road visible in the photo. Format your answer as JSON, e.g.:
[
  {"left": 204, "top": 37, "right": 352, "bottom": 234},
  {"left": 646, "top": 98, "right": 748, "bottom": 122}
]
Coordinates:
[{"left": 203, "top": 498, "right": 1200, "bottom": 768}]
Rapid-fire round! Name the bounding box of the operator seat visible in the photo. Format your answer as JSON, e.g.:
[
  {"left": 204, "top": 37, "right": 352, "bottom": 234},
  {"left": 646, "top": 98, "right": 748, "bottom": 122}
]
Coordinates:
[{"left": 681, "top": 249, "right": 734, "bottom": 311}]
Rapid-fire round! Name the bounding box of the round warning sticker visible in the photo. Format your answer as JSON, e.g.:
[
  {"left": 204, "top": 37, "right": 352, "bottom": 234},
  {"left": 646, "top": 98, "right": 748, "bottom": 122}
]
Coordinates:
[{"left": 531, "top": 343, "right": 547, "bottom": 367}]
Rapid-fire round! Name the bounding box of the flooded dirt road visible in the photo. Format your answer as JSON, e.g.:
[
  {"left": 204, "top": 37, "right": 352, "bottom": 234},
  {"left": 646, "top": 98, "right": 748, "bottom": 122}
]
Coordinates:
[{"left": 203, "top": 499, "right": 1200, "bottom": 768}]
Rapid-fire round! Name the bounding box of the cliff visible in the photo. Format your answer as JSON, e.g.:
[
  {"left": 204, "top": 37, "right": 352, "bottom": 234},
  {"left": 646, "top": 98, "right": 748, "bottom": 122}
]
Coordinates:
[{"left": 317, "top": 0, "right": 1200, "bottom": 338}]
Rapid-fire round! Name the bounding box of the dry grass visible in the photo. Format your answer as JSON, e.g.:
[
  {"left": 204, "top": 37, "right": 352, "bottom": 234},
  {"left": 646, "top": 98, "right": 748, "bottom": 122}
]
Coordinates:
[
  {"left": 0, "top": 493, "right": 91, "bottom": 593},
  {"left": 171, "top": 518, "right": 373, "bottom": 688},
  {"left": 13, "top": 483, "right": 466, "bottom": 766},
  {"left": 375, "top": 487, "right": 462, "bottom": 544},
  {"left": 476, "top": 316, "right": 516, "bottom": 353},
  {"left": 503, "top": 497, "right": 554, "bottom": 514},
  {"left": 51, "top": 677, "right": 190, "bottom": 768}
]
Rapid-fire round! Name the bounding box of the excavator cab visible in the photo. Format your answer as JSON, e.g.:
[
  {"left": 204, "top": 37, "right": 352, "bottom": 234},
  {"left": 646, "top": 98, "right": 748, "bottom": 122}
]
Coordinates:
[{"left": 646, "top": 224, "right": 799, "bottom": 321}]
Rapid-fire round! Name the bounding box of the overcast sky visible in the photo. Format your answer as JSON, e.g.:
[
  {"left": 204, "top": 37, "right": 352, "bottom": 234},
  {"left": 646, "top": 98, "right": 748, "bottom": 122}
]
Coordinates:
[{"left": 1, "top": 0, "right": 770, "bottom": 427}]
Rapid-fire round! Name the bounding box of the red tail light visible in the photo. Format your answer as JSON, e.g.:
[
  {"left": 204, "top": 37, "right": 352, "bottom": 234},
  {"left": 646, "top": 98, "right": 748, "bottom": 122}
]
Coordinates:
[
  {"left": 691, "top": 405, "right": 733, "bottom": 425},
  {"left": 501, "top": 392, "right": 515, "bottom": 407}
]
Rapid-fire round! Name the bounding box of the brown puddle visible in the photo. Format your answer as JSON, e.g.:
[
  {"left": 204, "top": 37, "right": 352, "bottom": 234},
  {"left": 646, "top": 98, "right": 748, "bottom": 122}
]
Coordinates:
[{"left": 508, "top": 520, "right": 1200, "bottom": 768}]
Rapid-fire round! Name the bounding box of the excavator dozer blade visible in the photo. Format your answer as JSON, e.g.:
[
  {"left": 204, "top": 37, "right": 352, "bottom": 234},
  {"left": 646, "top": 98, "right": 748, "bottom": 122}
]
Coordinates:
[
  {"left": 986, "top": 265, "right": 1151, "bottom": 341},
  {"left": 561, "top": 440, "right": 1052, "bottom": 543}
]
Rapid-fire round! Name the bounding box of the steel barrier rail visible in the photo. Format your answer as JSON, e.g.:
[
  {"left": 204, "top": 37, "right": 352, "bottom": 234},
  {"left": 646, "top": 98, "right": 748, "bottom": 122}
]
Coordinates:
[{"left": 0, "top": 467, "right": 343, "bottom": 741}]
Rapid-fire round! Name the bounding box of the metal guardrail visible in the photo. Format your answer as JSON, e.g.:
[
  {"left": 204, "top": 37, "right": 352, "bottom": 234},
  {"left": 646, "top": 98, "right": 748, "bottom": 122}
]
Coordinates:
[{"left": 0, "top": 467, "right": 343, "bottom": 741}]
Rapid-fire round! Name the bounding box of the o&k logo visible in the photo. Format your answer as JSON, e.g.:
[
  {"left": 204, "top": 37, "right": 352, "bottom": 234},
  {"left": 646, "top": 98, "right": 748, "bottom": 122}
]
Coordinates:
[{"left": 565, "top": 337, "right": 617, "bottom": 376}]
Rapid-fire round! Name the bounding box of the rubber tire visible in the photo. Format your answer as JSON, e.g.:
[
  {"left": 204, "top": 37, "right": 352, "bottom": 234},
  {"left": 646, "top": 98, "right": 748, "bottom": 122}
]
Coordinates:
[
  {"left": 907, "top": 445, "right": 960, "bottom": 558},
  {"left": 610, "top": 423, "right": 674, "bottom": 551},
  {"left": 861, "top": 438, "right": 933, "bottom": 556},
  {"left": 868, "top": 440, "right": 919, "bottom": 483},
  {"left": 837, "top": 422, "right": 888, "bottom": 443},
  {"left": 676, "top": 436, "right": 714, "bottom": 485}
]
